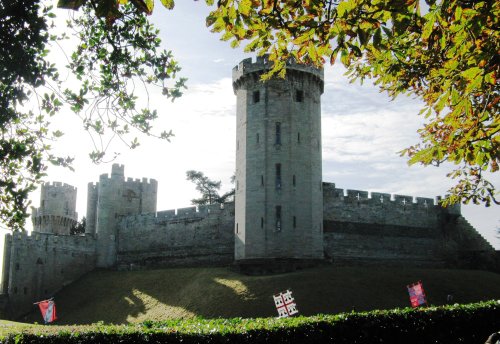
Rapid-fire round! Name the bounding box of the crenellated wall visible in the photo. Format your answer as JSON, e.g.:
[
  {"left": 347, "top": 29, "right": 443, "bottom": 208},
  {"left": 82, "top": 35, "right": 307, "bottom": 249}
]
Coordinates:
[
  {"left": 321, "top": 182, "right": 493, "bottom": 267},
  {"left": 1, "top": 232, "right": 96, "bottom": 319},
  {"left": 116, "top": 203, "right": 235, "bottom": 268},
  {"left": 31, "top": 182, "right": 78, "bottom": 235}
]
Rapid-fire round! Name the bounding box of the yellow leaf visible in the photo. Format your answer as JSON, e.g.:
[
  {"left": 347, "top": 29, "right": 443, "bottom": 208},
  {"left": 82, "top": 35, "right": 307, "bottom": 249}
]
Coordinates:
[
  {"left": 130, "top": 0, "right": 154, "bottom": 14},
  {"left": 160, "top": 0, "right": 175, "bottom": 10}
]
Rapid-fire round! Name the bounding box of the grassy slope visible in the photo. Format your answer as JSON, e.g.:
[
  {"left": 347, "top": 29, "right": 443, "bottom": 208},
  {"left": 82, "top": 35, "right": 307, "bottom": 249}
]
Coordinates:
[{"left": 23, "top": 266, "right": 500, "bottom": 325}]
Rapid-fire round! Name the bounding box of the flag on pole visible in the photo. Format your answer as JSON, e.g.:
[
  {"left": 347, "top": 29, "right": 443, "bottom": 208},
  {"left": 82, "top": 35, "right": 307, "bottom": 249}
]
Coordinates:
[
  {"left": 273, "top": 289, "right": 299, "bottom": 318},
  {"left": 407, "top": 281, "right": 427, "bottom": 308},
  {"left": 36, "top": 299, "right": 57, "bottom": 323}
]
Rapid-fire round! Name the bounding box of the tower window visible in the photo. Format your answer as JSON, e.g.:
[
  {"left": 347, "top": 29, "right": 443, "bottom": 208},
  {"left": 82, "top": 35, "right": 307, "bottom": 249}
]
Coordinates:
[
  {"left": 236, "top": 223, "right": 239, "bottom": 234},
  {"left": 256, "top": 133, "right": 260, "bottom": 143},
  {"left": 261, "top": 175, "right": 264, "bottom": 186},
  {"left": 261, "top": 217, "right": 264, "bottom": 228},
  {"left": 275, "top": 164, "right": 282, "bottom": 190},
  {"left": 237, "top": 140, "right": 239, "bottom": 150},
  {"left": 297, "top": 132, "right": 300, "bottom": 143},
  {"left": 275, "top": 122, "right": 281, "bottom": 145},
  {"left": 293, "top": 175, "right": 296, "bottom": 187},
  {"left": 295, "top": 90, "right": 304, "bottom": 102},
  {"left": 253, "top": 90, "right": 260, "bottom": 103},
  {"left": 293, "top": 216, "right": 297, "bottom": 228},
  {"left": 275, "top": 206, "right": 282, "bottom": 231}
]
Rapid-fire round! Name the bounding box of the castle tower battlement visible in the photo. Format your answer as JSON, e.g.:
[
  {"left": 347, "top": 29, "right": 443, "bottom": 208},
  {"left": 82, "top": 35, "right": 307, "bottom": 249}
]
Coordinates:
[
  {"left": 31, "top": 182, "right": 78, "bottom": 235},
  {"left": 233, "top": 57, "right": 324, "bottom": 262}
]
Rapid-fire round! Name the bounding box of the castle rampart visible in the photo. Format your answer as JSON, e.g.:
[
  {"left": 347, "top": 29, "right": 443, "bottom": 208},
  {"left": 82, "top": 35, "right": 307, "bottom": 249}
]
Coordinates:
[
  {"left": 116, "top": 203, "right": 234, "bottom": 268},
  {"left": 321, "top": 182, "right": 492, "bottom": 266},
  {"left": 1, "top": 232, "right": 96, "bottom": 319}
]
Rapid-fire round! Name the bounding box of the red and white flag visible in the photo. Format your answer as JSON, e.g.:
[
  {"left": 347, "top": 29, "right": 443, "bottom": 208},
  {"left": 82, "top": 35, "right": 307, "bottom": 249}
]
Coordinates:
[
  {"left": 273, "top": 290, "right": 299, "bottom": 318},
  {"left": 37, "top": 299, "right": 57, "bottom": 323}
]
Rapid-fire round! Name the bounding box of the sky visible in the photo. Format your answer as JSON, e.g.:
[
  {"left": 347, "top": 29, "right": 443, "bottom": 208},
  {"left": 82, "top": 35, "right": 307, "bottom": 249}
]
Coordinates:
[{"left": 4, "top": 0, "right": 498, "bottom": 248}]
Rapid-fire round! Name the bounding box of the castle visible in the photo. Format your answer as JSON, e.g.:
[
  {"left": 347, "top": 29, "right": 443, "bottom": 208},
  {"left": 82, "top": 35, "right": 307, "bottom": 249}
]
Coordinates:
[{"left": 0, "top": 57, "right": 496, "bottom": 319}]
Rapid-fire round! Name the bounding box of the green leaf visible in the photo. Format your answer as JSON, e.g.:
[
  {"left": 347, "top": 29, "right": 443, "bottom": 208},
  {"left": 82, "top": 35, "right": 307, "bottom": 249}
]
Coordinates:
[{"left": 422, "top": 13, "right": 436, "bottom": 41}]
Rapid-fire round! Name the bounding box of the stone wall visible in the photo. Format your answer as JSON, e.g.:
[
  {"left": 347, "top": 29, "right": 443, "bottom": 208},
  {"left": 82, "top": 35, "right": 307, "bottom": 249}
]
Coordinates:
[
  {"left": 31, "top": 182, "right": 78, "bottom": 235},
  {"left": 116, "top": 203, "right": 235, "bottom": 268},
  {"left": 1, "top": 232, "right": 96, "bottom": 319},
  {"left": 322, "top": 182, "right": 494, "bottom": 266}
]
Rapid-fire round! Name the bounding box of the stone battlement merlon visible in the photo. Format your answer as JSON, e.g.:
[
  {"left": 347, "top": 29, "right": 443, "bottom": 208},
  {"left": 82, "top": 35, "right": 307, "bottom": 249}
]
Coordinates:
[
  {"left": 232, "top": 56, "right": 324, "bottom": 91},
  {"left": 124, "top": 178, "right": 158, "bottom": 187},
  {"left": 118, "top": 203, "right": 233, "bottom": 227},
  {"left": 7, "top": 231, "right": 95, "bottom": 246},
  {"left": 322, "top": 182, "right": 461, "bottom": 213},
  {"left": 42, "top": 182, "right": 76, "bottom": 191}
]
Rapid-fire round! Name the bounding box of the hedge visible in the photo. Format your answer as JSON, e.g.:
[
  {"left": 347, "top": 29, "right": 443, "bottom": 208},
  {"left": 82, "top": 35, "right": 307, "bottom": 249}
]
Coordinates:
[{"left": 2, "top": 300, "right": 499, "bottom": 343}]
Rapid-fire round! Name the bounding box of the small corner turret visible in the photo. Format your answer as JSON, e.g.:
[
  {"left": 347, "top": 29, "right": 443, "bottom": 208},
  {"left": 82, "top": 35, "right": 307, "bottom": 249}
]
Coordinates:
[{"left": 31, "top": 182, "right": 78, "bottom": 235}]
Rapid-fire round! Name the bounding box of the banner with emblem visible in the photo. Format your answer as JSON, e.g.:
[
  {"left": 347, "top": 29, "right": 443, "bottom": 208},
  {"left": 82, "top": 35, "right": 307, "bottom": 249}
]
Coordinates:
[{"left": 35, "top": 299, "right": 57, "bottom": 323}]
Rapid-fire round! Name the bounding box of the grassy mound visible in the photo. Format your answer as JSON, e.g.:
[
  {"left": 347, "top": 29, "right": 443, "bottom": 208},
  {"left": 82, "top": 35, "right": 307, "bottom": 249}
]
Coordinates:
[{"left": 23, "top": 266, "right": 500, "bottom": 325}]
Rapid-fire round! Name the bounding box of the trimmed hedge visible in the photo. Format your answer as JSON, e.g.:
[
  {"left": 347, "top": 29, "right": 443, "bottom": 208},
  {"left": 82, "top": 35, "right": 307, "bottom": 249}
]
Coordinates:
[{"left": 2, "top": 301, "right": 499, "bottom": 343}]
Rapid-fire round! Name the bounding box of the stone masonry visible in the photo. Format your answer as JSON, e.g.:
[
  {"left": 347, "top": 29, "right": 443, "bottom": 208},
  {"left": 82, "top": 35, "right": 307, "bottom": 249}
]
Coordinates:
[
  {"left": 0, "top": 57, "right": 496, "bottom": 319},
  {"left": 233, "top": 56, "right": 324, "bottom": 262}
]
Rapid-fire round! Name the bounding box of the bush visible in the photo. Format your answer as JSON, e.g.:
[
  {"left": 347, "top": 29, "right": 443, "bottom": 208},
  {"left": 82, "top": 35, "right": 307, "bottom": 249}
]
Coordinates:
[{"left": 2, "top": 300, "right": 499, "bottom": 343}]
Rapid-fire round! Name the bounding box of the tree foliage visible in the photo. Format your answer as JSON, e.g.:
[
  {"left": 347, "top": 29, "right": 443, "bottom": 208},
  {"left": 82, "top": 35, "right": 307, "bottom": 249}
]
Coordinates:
[
  {"left": 1, "top": 0, "right": 185, "bottom": 230},
  {"left": 186, "top": 170, "right": 234, "bottom": 205},
  {"left": 70, "top": 216, "right": 86, "bottom": 235},
  {"left": 205, "top": 0, "right": 499, "bottom": 206}
]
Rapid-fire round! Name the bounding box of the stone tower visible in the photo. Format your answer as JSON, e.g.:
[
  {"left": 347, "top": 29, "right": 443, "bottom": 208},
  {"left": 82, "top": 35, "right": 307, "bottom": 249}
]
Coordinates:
[
  {"left": 233, "top": 57, "right": 324, "bottom": 263},
  {"left": 86, "top": 164, "right": 157, "bottom": 267},
  {"left": 31, "top": 182, "right": 78, "bottom": 235}
]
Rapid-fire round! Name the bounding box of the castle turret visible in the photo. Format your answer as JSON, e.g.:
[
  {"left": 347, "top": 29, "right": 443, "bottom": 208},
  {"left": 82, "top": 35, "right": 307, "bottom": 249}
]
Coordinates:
[
  {"left": 31, "top": 182, "right": 78, "bottom": 235},
  {"left": 233, "top": 57, "right": 324, "bottom": 262},
  {"left": 87, "top": 164, "right": 158, "bottom": 267}
]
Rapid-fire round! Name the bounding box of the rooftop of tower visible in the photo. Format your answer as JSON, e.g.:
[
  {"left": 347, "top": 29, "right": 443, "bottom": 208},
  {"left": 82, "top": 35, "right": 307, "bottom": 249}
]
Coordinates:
[{"left": 232, "top": 56, "right": 324, "bottom": 83}]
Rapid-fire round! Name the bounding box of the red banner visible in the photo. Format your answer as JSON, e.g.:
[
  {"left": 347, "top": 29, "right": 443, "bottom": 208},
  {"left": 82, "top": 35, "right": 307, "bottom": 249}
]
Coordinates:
[{"left": 37, "top": 300, "right": 57, "bottom": 323}]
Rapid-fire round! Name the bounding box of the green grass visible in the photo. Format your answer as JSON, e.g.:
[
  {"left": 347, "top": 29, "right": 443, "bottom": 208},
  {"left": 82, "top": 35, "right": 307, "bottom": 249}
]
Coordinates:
[{"left": 19, "top": 266, "right": 500, "bottom": 325}]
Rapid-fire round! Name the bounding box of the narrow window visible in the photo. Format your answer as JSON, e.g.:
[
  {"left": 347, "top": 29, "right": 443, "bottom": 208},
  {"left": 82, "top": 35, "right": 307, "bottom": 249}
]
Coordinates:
[
  {"left": 237, "top": 140, "right": 239, "bottom": 150},
  {"left": 293, "top": 175, "right": 296, "bottom": 187},
  {"left": 297, "top": 132, "right": 300, "bottom": 143},
  {"left": 253, "top": 90, "right": 260, "bottom": 103},
  {"left": 296, "top": 90, "right": 303, "bottom": 102},
  {"left": 236, "top": 223, "right": 239, "bottom": 234},
  {"left": 275, "top": 122, "right": 281, "bottom": 145},
  {"left": 276, "top": 206, "right": 282, "bottom": 231},
  {"left": 275, "top": 164, "right": 282, "bottom": 190},
  {"left": 261, "top": 217, "right": 264, "bottom": 228},
  {"left": 256, "top": 133, "right": 260, "bottom": 143},
  {"left": 261, "top": 175, "right": 264, "bottom": 186},
  {"left": 293, "top": 216, "right": 297, "bottom": 228}
]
